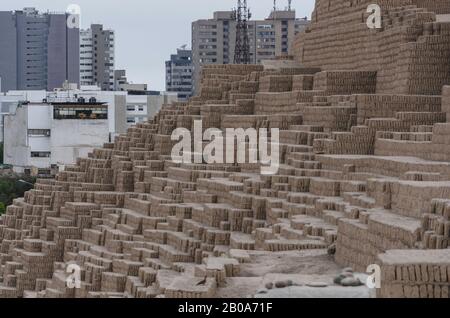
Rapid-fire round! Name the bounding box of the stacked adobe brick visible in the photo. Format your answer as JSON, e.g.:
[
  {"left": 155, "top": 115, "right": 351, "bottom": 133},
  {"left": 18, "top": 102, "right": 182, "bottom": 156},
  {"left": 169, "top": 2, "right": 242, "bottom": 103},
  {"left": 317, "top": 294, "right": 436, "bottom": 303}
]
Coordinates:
[
  {"left": 291, "top": 0, "right": 450, "bottom": 297},
  {"left": 1, "top": 0, "right": 450, "bottom": 298}
]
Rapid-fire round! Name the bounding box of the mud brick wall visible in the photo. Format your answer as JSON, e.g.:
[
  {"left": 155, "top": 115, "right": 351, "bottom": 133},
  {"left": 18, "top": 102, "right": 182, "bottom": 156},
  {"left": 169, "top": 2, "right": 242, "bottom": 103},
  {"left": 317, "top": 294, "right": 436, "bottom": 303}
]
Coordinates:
[
  {"left": 336, "top": 211, "right": 422, "bottom": 272},
  {"left": 421, "top": 199, "right": 450, "bottom": 249},
  {"left": 318, "top": 154, "right": 450, "bottom": 179},
  {"left": 254, "top": 91, "right": 302, "bottom": 115},
  {"left": 396, "top": 24, "right": 450, "bottom": 95},
  {"left": 313, "top": 71, "right": 377, "bottom": 95},
  {"left": 292, "top": 0, "right": 450, "bottom": 95},
  {"left": 254, "top": 91, "right": 326, "bottom": 115},
  {"left": 367, "top": 212, "right": 421, "bottom": 255},
  {"left": 221, "top": 115, "right": 267, "bottom": 130},
  {"left": 375, "top": 123, "right": 450, "bottom": 162},
  {"left": 318, "top": 127, "right": 375, "bottom": 155},
  {"left": 431, "top": 121, "right": 450, "bottom": 142},
  {"left": 355, "top": 95, "right": 442, "bottom": 125},
  {"left": 238, "top": 81, "right": 259, "bottom": 94},
  {"left": 374, "top": 138, "right": 427, "bottom": 159},
  {"left": 335, "top": 218, "right": 373, "bottom": 272},
  {"left": 377, "top": 249, "right": 450, "bottom": 298},
  {"left": 292, "top": 75, "right": 314, "bottom": 91},
  {"left": 258, "top": 75, "right": 293, "bottom": 92},
  {"left": 390, "top": 181, "right": 450, "bottom": 218},
  {"left": 266, "top": 114, "right": 303, "bottom": 130},
  {"left": 413, "top": 0, "right": 450, "bottom": 14},
  {"left": 302, "top": 107, "right": 357, "bottom": 133},
  {"left": 309, "top": 0, "right": 426, "bottom": 23},
  {"left": 443, "top": 86, "right": 450, "bottom": 121},
  {"left": 201, "top": 103, "right": 254, "bottom": 130},
  {"left": 2, "top": 0, "right": 450, "bottom": 297}
]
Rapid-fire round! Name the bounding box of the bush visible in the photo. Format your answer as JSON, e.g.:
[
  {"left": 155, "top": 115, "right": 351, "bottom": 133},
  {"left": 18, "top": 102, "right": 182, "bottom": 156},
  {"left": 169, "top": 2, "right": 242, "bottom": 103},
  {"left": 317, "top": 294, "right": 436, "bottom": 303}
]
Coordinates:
[
  {"left": 0, "top": 176, "right": 36, "bottom": 210},
  {"left": 0, "top": 202, "right": 5, "bottom": 215}
]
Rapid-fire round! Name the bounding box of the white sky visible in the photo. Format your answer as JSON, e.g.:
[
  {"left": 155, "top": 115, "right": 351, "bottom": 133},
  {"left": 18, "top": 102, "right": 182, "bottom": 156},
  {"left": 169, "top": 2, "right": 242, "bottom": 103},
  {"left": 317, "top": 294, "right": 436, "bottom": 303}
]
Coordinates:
[{"left": 0, "top": 0, "right": 316, "bottom": 91}]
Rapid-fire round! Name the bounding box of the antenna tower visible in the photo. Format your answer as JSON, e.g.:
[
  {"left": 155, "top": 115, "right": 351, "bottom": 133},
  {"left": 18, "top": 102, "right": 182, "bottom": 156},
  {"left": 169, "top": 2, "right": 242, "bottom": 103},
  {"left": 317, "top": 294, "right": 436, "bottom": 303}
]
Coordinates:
[{"left": 232, "top": 0, "right": 251, "bottom": 64}]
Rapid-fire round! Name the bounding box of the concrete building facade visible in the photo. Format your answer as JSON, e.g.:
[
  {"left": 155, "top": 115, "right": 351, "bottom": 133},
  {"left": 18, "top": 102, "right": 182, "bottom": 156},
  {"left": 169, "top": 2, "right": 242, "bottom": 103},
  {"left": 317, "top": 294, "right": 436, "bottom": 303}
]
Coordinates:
[
  {"left": 80, "top": 24, "right": 115, "bottom": 90},
  {"left": 3, "top": 97, "right": 112, "bottom": 176},
  {"left": 114, "top": 70, "right": 127, "bottom": 91},
  {"left": 191, "top": 10, "right": 309, "bottom": 92},
  {"left": 80, "top": 29, "right": 94, "bottom": 87},
  {"left": 113, "top": 69, "right": 149, "bottom": 93},
  {"left": 165, "top": 49, "right": 194, "bottom": 101},
  {"left": 1, "top": 86, "right": 176, "bottom": 173},
  {"left": 125, "top": 92, "right": 178, "bottom": 127},
  {"left": 0, "top": 8, "right": 80, "bottom": 93}
]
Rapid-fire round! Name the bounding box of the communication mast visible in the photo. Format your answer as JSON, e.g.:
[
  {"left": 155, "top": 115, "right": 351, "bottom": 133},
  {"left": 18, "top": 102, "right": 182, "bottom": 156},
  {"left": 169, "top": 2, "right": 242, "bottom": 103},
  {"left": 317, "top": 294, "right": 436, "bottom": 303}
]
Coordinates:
[
  {"left": 288, "top": 0, "right": 292, "bottom": 11},
  {"left": 232, "top": 0, "right": 251, "bottom": 64}
]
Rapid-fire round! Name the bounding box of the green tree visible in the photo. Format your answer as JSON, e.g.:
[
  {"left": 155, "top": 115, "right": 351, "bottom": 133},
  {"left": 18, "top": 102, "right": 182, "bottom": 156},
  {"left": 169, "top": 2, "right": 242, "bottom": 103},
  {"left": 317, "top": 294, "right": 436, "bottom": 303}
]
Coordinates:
[
  {"left": 0, "top": 202, "right": 5, "bottom": 215},
  {"left": 0, "top": 176, "right": 36, "bottom": 210}
]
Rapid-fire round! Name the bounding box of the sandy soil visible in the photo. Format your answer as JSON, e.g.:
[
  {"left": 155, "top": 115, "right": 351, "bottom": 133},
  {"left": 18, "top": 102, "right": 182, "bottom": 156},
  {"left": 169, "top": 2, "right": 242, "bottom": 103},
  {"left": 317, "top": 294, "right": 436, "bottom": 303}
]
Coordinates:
[{"left": 215, "top": 249, "right": 374, "bottom": 298}]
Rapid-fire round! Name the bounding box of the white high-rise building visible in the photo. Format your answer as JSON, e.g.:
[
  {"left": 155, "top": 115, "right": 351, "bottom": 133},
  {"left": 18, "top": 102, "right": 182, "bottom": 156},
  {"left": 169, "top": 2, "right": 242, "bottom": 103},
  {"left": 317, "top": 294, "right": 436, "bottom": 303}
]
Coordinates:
[
  {"left": 79, "top": 24, "right": 115, "bottom": 90},
  {"left": 80, "top": 29, "right": 94, "bottom": 87}
]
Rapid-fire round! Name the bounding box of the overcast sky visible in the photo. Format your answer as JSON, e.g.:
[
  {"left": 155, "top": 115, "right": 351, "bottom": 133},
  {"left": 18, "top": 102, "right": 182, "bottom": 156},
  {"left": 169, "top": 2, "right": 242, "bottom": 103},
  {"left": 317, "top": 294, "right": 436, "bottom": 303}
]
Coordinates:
[{"left": 1, "top": 0, "right": 315, "bottom": 91}]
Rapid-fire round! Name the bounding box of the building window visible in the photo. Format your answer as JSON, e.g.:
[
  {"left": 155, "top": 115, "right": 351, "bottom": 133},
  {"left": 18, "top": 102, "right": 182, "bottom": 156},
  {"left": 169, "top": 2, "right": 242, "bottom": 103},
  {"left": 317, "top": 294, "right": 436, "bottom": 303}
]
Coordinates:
[
  {"left": 31, "top": 152, "right": 51, "bottom": 158},
  {"left": 28, "top": 129, "right": 51, "bottom": 136},
  {"left": 54, "top": 106, "right": 108, "bottom": 120},
  {"left": 37, "top": 168, "right": 51, "bottom": 176}
]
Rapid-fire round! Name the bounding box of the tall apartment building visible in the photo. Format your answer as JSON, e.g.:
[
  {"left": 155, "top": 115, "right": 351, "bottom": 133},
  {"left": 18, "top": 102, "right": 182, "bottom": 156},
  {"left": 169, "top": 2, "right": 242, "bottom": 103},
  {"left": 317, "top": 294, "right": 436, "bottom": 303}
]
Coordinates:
[
  {"left": 80, "top": 29, "right": 94, "bottom": 87},
  {"left": 165, "top": 49, "right": 194, "bottom": 101},
  {"left": 80, "top": 24, "right": 115, "bottom": 90},
  {"left": 0, "top": 7, "right": 80, "bottom": 93},
  {"left": 192, "top": 10, "right": 309, "bottom": 92}
]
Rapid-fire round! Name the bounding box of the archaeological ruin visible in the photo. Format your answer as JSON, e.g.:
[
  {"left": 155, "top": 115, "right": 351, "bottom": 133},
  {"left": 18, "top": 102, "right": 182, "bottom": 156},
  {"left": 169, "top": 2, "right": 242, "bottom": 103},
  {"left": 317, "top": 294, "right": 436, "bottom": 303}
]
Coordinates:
[{"left": 1, "top": 0, "right": 450, "bottom": 298}]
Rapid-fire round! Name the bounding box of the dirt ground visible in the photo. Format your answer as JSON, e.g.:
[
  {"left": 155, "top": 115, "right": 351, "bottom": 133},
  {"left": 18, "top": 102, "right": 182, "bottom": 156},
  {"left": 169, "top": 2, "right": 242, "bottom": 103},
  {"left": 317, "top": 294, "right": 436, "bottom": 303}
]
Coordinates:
[{"left": 215, "top": 249, "right": 374, "bottom": 298}]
